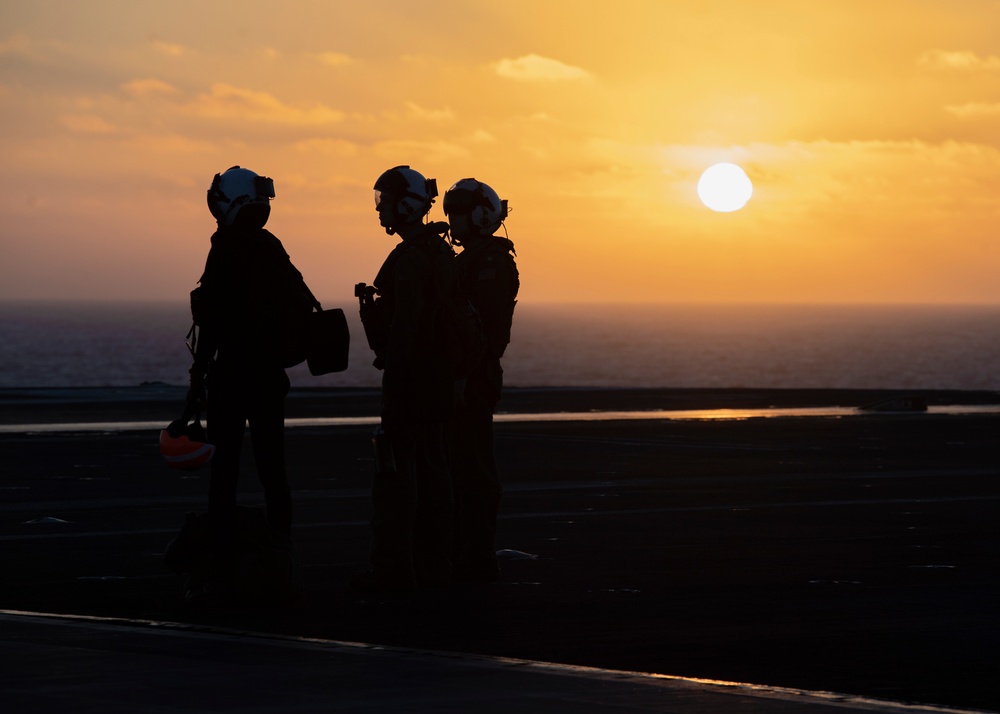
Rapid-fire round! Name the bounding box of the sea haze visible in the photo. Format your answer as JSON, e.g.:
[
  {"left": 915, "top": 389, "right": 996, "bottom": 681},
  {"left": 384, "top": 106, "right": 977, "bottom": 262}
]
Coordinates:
[{"left": 1, "top": 301, "right": 998, "bottom": 390}]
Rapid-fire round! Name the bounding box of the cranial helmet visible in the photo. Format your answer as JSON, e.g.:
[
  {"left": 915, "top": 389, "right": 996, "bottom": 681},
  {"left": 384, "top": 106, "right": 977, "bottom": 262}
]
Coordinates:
[
  {"left": 443, "top": 178, "right": 508, "bottom": 234},
  {"left": 207, "top": 166, "right": 275, "bottom": 229},
  {"left": 159, "top": 418, "right": 215, "bottom": 471},
  {"left": 373, "top": 165, "right": 437, "bottom": 232}
]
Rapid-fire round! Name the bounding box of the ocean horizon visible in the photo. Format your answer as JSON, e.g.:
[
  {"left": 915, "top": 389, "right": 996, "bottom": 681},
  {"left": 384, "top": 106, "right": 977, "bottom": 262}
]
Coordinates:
[{"left": 1, "top": 300, "right": 998, "bottom": 392}]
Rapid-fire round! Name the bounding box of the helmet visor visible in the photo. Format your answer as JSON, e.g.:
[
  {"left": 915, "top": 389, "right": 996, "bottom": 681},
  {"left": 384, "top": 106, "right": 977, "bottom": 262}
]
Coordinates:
[
  {"left": 443, "top": 188, "right": 476, "bottom": 215},
  {"left": 255, "top": 176, "right": 275, "bottom": 199}
]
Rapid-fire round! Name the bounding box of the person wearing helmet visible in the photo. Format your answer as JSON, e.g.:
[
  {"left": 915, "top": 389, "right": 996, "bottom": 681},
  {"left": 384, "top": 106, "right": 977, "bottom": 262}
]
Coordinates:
[
  {"left": 352, "top": 165, "right": 457, "bottom": 593},
  {"left": 443, "top": 177, "right": 519, "bottom": 583},
  {"left": 185, "top": 165, "right": 318, "bottom": 601}
]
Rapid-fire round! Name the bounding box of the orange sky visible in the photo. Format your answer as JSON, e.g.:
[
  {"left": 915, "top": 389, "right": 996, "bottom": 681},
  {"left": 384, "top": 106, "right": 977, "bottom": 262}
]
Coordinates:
[{"left": 2, "top": 0, "right": 999, "bottom": 304}]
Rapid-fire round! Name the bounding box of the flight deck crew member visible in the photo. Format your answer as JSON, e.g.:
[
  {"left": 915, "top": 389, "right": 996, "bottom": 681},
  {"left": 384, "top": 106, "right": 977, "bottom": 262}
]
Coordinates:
[
  {"left": 442, "top": 178, "right": 519, "bottom": 583},
  {"left": 353, "top": 165, "right": 457, "bottom": 592},
  {"left": 185, "top": 166, "right": 317, "bottom": 600}
]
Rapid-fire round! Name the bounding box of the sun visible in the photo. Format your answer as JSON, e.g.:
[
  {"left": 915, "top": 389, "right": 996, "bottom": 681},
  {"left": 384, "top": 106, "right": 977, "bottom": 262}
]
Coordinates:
[{"left": 697, "top": 163, "right": 753, "bottom": 212}]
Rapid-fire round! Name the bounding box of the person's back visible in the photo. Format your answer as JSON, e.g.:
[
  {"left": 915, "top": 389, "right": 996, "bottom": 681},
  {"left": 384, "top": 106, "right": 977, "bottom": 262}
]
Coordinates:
[
  {"left": 196, "top": 227, "right": 309, "bottom": 368},
  {"left": 456, "top": 235, "right": 518, "bottom": 363}
]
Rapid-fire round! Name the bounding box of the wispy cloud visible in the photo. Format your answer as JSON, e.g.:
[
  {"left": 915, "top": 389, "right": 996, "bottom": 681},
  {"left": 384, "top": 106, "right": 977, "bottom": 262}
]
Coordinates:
[
  {"left": 185, "top": 83, "right": 345, "bottom": 125},
  {"left": 123, "top": 134, "right": 218, "bottom": 153},
  {"left": 373, "top": 139, "right": 470, "bottom": 164},
  {"left": 0, "top": 33, "right": 33, "bottom": 57},
  {"left": 918, "top": 49, "right": 1000, "bottom": 71},
  {"left": 59, "top": 114, "right": 117, "bottom": 134},
  {"left": 149, "top": 37, "right": 188, "bottom": 58},
  {"left": 315, "top": 51, "right": 353, "bottom": 67},
  {"left": 121, "top": 78, "right": 179, "bottom": 97},
  {"left": 945, "top": 101, "right": 1000, "bottom": 118},
  {"left": 494, "top": 54, "right": 589, "bottom": 81},
  {"left": 292, "top": 137, "right": 360, "bottom": 156},
  {"left": 400, "top": 101, "right": 455, "bottom": 123}
]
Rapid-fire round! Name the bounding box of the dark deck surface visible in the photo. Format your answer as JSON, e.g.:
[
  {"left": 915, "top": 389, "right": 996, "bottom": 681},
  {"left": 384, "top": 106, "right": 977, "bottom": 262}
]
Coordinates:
[{"left": 1, "top": 387, "right": 997, "bottom": 712}]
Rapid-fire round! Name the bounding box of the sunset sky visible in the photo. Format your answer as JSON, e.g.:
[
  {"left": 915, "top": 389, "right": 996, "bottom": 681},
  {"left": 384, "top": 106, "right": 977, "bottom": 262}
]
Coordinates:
[{"left": 2, "top": 0, "right": 999, "bottom": 305}]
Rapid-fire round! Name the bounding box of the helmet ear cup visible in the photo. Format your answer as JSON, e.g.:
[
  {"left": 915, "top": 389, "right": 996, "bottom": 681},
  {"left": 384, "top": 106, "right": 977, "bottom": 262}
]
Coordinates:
[
  {"left": 396, "top": 195, "right": 425, "bottom": 221},
  {"left": 373, "top": 166, "right": 436, "bottom": 229}
]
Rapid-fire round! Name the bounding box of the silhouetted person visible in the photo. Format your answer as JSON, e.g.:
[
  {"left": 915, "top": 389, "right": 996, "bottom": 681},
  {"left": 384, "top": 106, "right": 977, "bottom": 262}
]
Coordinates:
[
  {"left": 442, "top": 178, "right": 518, "bottom": 582},
  {"left": 353, "top": 165, "right": 457, "bottom": 592},
  {"left": 185, "top": 166, "right": 318, "bottom": 599}
]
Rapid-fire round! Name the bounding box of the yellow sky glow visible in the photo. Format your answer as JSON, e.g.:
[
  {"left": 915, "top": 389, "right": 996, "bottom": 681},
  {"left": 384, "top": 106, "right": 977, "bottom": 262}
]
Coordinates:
[{"left": 1, "top": 0, "right": 999, "bottom": 304}]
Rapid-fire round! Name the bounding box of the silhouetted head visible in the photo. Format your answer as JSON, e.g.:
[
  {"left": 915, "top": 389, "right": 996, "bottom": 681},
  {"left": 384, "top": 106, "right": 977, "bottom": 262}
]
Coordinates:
[
  {"left": 443, "top": 178, "right": 507, "bottom": 245},
  {"left": 207, "top": 166, "right": 275, "bottom": 230},
  {"left": 373, "top": 165, "right": 437, "bottom": 235}
]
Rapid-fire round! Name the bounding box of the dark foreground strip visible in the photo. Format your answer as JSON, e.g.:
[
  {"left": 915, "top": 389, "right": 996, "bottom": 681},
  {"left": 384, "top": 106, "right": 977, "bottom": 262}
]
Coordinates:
[{"left": 0, "top": 609, "right": 987, "bottom": 714}]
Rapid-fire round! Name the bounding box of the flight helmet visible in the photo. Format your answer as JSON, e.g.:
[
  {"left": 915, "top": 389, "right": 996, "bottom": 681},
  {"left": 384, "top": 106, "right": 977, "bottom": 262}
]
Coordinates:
[
  {"left": 443, "top": 178, "right": 508, "bottom": 235},
  {"left": 373, "top": 165, "right": 437, "bottom": 234},
  {"left": 207, "top": 166, "right": 275, "bottom": 229},
  {"left": 159, "top": 417, "right": 215, "bottom": 471}
]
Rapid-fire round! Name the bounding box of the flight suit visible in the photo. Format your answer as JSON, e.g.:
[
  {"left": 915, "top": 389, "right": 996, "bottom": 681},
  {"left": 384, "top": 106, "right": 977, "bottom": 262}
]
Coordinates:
[
  {"left": 366, "top": 223, "right": 457, "bottom": 588},
  {"left": 450, "top": 236, "right": 519, "bottom": 581},
  {"left": 191, "top": 228, "right": 309, "bottom": 556}
]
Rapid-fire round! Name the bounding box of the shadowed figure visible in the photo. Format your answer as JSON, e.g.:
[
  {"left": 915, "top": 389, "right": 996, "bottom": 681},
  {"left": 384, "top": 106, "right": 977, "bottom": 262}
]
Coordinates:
[
  {"left": 182, "top": 165, "right": 317, "bottom": 604},
  {"left": 442, "top": 178, "right": 519, "bottom": 582},
  {"left": 353, "top": 165, "right": 457, "bottom": 592}
]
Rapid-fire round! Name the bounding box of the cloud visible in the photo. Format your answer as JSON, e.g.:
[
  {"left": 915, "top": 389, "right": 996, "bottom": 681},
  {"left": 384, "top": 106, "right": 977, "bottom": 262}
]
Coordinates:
[
  {"left": 149, "top": 37, "right": 188, "bottom": 58},
  {"left": 494, "top": 54, "right": 590, "bottom": 82},
  {"left": 468, "top": 129, "right": 497, "bottom": 143},
  {"left": 558, "top": 137, "right": 1000, "bottom": 230},
  {"left": 315, "top": 51, "right": 353, "bottom": 67},
  {"left": 918, "top": 49, "right": 1000, "bottom": 71},
  {"left": 945, "top": 101, "right": 1000, "bottom": 118},
  {"left": 374, "top": 139, "right": 470, "bottom": 164},
  {"left": 292, "top": 137, "right": 360, "bottom": 156},
  {"left": 122, "top": 134, "right": 218, "bottom": 153},
  {"left": 121, "top": 78, "right": 180, "bottom": 97},
  {"left": 401, "top": 101, "right": 455, "bottom": 123},
  {"left": 0, "top": 33, "right": 33, "bottom": 57},
  {"left": 59, "top": 114, "right": 117, "bottom": 134},
  {"left": 186, "top": 83, "right": 345, "bottom": 125}
]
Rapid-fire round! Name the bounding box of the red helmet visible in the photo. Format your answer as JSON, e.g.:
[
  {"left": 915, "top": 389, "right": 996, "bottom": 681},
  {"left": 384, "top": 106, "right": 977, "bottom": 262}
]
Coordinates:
[{"left": 159, "top": 418, "right": 215, "bottom": 471}]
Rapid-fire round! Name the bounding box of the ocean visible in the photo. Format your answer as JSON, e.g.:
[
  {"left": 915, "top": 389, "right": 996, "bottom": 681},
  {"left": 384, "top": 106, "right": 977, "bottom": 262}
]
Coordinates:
[{"left": 1, "top": 301, "right": 998, "bottom": 391}]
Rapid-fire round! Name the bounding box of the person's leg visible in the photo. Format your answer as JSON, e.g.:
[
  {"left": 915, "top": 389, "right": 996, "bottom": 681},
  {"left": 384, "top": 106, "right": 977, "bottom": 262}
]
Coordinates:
[
  {"left": 205, "top": 369, "right": 248, "bottom": 584},
  {"left": 363, "top": 418, "right": 418, "bottom": 589},
  {"left": 452, "top": 406, "right": 501, "bottom": 581},
  {"left": 414, "top": 420, "right": 453, "bottom": 587},
  {"left": 248, "top": 369, "right": 292, "bottom": 535}
]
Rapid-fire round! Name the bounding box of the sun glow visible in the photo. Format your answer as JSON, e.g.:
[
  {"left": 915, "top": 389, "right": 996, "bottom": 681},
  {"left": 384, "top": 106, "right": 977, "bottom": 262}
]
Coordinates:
[{"left": 697, "top": 163, "right": 753, "bottom": 212}]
